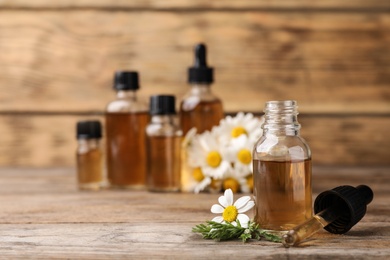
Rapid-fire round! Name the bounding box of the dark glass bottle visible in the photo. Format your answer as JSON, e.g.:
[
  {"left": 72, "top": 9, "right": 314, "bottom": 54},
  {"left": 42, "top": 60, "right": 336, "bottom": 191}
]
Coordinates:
[
  {"left": 105, "top": 71, "right": 149, "bottom": 189},
  {"left": 180, "top": 44, "right": 224, "bottom": 192},
  {"left": 180, "top": 43, "right": 224, "bottom": 135},
  {"left": 146, "top": 95, "right": 182, "bottom": 192},
  {"left": 76, "top": 120, "right": 103, "bottom": 191}
]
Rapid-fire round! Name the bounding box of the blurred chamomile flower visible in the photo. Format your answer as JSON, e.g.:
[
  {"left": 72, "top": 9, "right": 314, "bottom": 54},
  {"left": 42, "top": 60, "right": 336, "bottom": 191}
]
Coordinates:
[
  {"left": 187, "top": 131, "right": 232, "bottom": 180},
  {"left": 215, "top": 112, "right": 263, "bottom": 144}
]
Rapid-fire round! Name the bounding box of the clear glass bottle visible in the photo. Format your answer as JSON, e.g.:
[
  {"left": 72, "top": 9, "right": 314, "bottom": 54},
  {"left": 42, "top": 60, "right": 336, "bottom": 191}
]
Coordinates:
[
  {"left": 253, "top": 100, "right": 313, "bottom": 234},
  {"left": 180, "top": 43, "right": 224, "bottom": 192},
  {"left": 180, "top": 43, "right": 224, "bottom": 135},
  {"left": 76, "top": 120, "right": 103, "bottom": 191},
  {"left": 146, "top": 95, "right": 182, "bottom": 192},
  {"left": 105, "top": 71, "right": 149, "bottom": 189}
]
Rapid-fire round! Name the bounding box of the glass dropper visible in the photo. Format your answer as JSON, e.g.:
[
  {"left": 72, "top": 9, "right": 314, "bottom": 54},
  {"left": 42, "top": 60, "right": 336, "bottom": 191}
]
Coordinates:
[
  {"left": 282, "top": 205, "right": 341, "bottom": 247},
  {"left": 282, "top": 185, "right": 373, "bottom": 248}
]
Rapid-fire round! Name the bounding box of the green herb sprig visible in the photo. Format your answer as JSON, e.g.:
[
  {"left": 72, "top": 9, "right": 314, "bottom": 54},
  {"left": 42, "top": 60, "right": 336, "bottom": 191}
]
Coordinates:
[{"left": 192, "top": 220, "right": 281, "bottom": 243}]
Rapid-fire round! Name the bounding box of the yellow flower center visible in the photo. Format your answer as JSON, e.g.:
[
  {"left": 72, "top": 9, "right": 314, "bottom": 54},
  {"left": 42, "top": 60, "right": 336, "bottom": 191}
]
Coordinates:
[
  {"left": 192, "top": 167, "right": 204, "bottom": 182},
  {"left": 231, "top": 126, "right": 247, "bottom": 138},
  {"left": 237, "top": 149, "right": 252, "bottom": 164},
  {"left": 246, "top": 175, "right": 253, "bottom": 192},
  {"left": 223, "top": 205, "right": 238, "bottom": 223},
  {"left": 223, "top": 178, "right": 240, "bottom": 193},
  {"left": 206, "top": 151, "right": 222, "bottom": 168}
]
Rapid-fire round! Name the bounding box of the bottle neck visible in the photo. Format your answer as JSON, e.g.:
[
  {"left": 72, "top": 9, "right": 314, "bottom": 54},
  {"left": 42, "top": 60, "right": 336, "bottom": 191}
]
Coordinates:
[
  {"left": 116, "top": 90, "right": 137, "bottom": 100},
  {"left": 77, "top": 138, "right": 101, "bottom": 153},
  {"left": 189, "top": 83, "right": 212, "bottom": 94},
  {"left": 262, "top": 100, "right": 301, "bottom": 136}
]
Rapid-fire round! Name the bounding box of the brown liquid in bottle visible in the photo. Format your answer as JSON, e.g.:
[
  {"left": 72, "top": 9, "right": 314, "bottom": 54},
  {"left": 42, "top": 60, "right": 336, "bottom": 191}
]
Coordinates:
[
  {"left": 146, "top": 135, "right": 181, "bottom": 192},
  {"left": 253, "top": 159, "right": 313, "bottom": 231},
  {"left": 105, "top": 112, "right": 149, "bottom": 188},
  {"left": 180, "top": 99, "right": 223, "bottom": 135},
  {"left": 77, "top": 148, "right": 103, "bottom": 190}
]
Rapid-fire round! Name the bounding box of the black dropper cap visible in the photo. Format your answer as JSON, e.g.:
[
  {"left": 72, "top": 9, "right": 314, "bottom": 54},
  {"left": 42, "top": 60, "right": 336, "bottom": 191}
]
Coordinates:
[
  {"left": 113, "top": 71, "right": 139, "bottom": 90},
  {"left": 76, "top": 121, "right": 102, "bottom": 139},
  {"left": 188, "top": 43, "right": 214, "bottom": 84},
  {"left": 314, "top": 185, "right": 374, "bottom": 234},
  {"left": 149, "top": 95, "right": 176, "bottom": 115}
]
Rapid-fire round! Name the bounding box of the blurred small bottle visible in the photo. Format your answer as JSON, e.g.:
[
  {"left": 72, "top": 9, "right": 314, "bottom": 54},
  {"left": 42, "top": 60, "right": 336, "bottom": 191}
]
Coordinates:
[
  {"left": 180, "top": 43, "right": 224, "bottom": 135},
  {"left": 76, "top": 120, "right": 103, "bottom": 191},
  {"left": 146, "top": 95, "right": 182, "bottom": 192},
  {"left": 180, "top": 43, "right": 224, "bottom": 192},
  {"left": 105, "top": 71, "right": 149, "bottom": 189}
]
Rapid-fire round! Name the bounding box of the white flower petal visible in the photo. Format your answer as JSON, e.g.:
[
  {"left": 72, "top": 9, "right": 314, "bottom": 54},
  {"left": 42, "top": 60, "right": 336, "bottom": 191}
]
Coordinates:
[
  {"left": 237, "top": 214, "right": 250, "bottom": 228},
  {"left": 224, "top": 189, "right": 233, "bottom": 206},
  {"left": 231, "top": 221, "right": 237, "bottom": 227},
  {"left": 218, "top": 195, "right": 228, "bottom": 208},
  {"left": 211, "top": 204, "right": 224, "bottom": 213},
  {"left": 237, "top": 200, "right": 255, "bottom": 213},
  {"left": 211, "top": 216, "right": 224, "bottom": 223},
  {"left": 234, "top": 196, "right": 251, "bottom": 210},
  {"left": 194, "top": 177, "right": 211, "bottom": 193}
]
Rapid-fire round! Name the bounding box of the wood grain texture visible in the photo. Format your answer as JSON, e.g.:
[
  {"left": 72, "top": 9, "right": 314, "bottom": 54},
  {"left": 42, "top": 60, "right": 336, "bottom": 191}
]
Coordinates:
[
  {"left": 0, "top": 11, "right": 389, "bottom": 113},
  {"left": 0, "top": 114, "right": 388, "bottom": 167},
  {"left": 0, "top": 167, "right": 389, "bottom": 259},
  {"left": 0, "top": 1, "right": 389, "bottom": 167},
  {"left": 1, "top": 0, "right": 390, "bottom": 10}
]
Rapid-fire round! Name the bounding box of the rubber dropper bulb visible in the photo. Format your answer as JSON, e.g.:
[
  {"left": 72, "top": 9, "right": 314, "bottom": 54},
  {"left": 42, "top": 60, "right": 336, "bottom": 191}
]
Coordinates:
[
  {"left": 188, "top": 43, "right": 213, "bottom": 84},
  {"left": 194, "top": 44, "right": 207, "bottom": 67}
]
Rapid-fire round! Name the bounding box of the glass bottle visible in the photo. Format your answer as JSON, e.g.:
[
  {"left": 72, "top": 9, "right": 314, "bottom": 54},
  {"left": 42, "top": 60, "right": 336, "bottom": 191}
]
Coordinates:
[
  {"left": 146, "top": 95, "right": 182, "bottom": 192},
  {"left": 180, "top": 43, "right": 224, "bottom": 192},
  {"left": 76, "top": 120, "right": 103, "bottom": 191},
  {"left": 253, "top": 100, "right": 313, "bottom": 234},
  {"left": 180, "top": 43, "right": 224, "bottom": 135},
  {"left": 105, "top": 71, "right": 149, "bottom": 189}
]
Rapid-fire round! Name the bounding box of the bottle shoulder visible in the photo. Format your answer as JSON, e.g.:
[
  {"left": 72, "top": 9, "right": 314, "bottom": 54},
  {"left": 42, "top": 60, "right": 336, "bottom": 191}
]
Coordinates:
[
  {"left": 253, "top": 135, "right": 311, "bottom": 161},
  {"left": 180, "top": 91, "right": 222, "bottom": 112},
  {"left": 146, "top": 122, "right": 182, "bottom": 137},
  {"left": 106, "top": 99, "right": 148, "bottom": 113}
]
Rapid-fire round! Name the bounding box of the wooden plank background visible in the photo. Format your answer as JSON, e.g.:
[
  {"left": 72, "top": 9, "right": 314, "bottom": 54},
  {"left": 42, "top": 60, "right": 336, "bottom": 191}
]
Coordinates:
[{"left": 0, "top": 1, "right": 389, "bottom": 167}]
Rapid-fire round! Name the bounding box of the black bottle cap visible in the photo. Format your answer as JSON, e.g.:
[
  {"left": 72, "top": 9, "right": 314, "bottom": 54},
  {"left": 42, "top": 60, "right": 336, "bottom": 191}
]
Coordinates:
[
  {"left": 149, "top": 95, "right": 176, "bottom": 115},
  {"left": 113, "top": 71, "right": 139, "bottom": 90},
  {"left": 314, "top": 185, "right": 374, "bottom": 234},
  {"left": 76, "top": 121, "right": 102, "bottom": 139},
  {"left": 188, "top": 43, "right": 214, "bottom": 84}
]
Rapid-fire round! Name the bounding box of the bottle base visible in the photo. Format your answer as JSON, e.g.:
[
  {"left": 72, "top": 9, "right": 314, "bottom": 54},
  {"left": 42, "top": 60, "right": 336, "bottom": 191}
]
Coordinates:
[
  {"left": 109, "top": 184, "right": 146, "bottom": 190},
  {"left": 147, "top": 187, "right": 180, "bottom": 193},
  {"left": 78, "top": 182, "right": 102, "bottom": 191}
]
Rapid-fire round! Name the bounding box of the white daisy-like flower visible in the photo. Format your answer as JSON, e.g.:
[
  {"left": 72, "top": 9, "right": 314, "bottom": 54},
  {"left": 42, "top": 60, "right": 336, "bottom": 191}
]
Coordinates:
[
  {"left": 225, "top": 134, "right": 255, "bottom": 178},
  {"left": 215, "top": 112, "right": 264, "bottom": 145},
  {"left": 211, "top": 189, "right": 255, "bottom": 228},
  {"left": 187, "top": 131, "right": 232, "bottom": 180},
  {"left": 221, "top": 168, "right": 251, "bottom": 194}
]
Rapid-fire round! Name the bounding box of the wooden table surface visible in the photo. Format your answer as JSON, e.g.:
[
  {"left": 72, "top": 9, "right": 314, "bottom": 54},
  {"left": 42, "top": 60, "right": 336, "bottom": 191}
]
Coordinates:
[{"left": 0, "top": 167, "right": 389, "bottom": 259}]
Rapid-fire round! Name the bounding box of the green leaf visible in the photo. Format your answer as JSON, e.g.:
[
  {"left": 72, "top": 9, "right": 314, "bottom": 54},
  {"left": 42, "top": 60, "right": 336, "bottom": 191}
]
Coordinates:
[{"left": 192, "top": 220, "right": 282, "bottom": 243}]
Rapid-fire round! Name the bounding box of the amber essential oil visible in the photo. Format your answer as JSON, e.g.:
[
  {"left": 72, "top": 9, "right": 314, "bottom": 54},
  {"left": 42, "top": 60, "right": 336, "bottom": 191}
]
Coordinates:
[
  {"left": 253, "top": 159, "right": 313, "bottom": 231},
  {"left": 77, "top": 144, "right": 103, "bottom": 190},
  {"left": 76, "top": 121, "right": 103, "bottom": 191},
  {"left": 180, "top": 99, "right": 223, "bottom": 134},
  {"left": 146, "top": 135, "right": 181, "bottom": 192},
  {"left": 105, "top": 112, "right": 149, "bottom": 188}
]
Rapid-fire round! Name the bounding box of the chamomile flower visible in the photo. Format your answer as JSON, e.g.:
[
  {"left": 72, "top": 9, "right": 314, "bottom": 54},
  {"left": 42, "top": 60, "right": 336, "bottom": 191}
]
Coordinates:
[
  {"left": 210, "top": 189, "right": 255, "bottom": 228},
  {"left": 226, "top": 134, "right": 255, "bottom": 177},
  {"left": 187, "top": 131, "right": 232, "bottom": 180},
  {"left": 215, "top": 112, "right": 263, "bottom": 145},
  {"left": 221, "top": 168, "right": 251, "bottom": 193}
]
